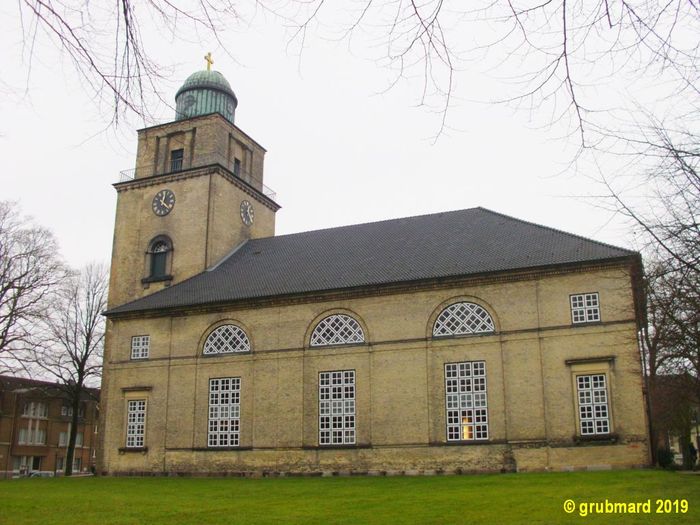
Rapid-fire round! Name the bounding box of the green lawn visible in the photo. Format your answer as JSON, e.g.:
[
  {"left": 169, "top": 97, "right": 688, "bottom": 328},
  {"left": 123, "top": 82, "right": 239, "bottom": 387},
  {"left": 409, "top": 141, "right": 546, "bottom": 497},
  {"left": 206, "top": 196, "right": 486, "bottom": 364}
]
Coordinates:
[{"left": 0, "top": 470, "right": 698, "bottom": 524}]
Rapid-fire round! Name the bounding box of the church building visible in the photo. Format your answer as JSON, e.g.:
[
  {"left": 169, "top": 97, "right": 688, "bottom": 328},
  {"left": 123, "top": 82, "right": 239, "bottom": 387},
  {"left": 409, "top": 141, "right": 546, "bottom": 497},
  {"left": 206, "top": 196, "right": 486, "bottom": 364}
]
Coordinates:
[{"left": 99, "top": 65, "right": 650, "bottom": 475}]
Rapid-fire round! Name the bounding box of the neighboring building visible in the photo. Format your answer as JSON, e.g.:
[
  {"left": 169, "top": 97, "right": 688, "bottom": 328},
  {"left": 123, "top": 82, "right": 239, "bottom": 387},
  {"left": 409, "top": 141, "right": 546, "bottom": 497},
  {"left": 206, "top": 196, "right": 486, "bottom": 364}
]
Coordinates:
[
  {"left": 652, "top": 374, "right": 699, "bottom": 466},
  {"left": 0, "top": 376, "right": 100, "bottom": 477},
  {"left": 99, "top": 65, "right": 650, "bottom": 476}
]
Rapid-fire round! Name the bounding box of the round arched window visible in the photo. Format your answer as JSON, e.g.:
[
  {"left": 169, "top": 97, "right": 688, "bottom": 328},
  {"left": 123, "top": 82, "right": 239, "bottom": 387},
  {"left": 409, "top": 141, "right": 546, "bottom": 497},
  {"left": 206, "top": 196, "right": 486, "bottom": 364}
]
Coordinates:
[
  {"left": 433, "top": 302, "right": 495, "bottom": 337},
  {"left": 203, "top": 324, "right": 250, "bottom": 354},
  {"left": 310, "top": 314, "right": 365, "bottom": 347}
]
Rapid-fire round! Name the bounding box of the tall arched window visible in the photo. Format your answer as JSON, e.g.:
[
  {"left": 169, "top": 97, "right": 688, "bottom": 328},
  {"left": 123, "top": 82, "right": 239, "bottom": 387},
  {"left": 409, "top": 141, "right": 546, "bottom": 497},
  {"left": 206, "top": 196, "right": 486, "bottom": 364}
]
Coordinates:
[
  {"left": 310, "top": 314, "right": 365, "bottom": 347},
  {"left": 433, "top": 302, "right": 495, "bottom": 337},
  {"left": 145, "top": 236, "right": 172, "bottom": 281},
  {"left": 203, "top": 324, "right": 250, "bottom": 355}
]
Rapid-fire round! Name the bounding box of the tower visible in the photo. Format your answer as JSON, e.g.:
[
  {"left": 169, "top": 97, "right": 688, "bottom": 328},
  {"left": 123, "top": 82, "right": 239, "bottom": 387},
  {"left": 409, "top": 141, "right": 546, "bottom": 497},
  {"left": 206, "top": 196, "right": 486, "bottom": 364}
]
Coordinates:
[{"left": 107, "top": 64, "right": 280, "bottom": 308}]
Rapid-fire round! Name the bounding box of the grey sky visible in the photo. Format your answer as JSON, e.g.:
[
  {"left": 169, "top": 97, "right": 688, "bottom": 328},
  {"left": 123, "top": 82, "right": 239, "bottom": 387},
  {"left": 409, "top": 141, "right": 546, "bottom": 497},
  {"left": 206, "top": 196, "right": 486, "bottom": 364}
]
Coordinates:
[{"left": 0, "top": 4, "right": 655, "bottom": 269}]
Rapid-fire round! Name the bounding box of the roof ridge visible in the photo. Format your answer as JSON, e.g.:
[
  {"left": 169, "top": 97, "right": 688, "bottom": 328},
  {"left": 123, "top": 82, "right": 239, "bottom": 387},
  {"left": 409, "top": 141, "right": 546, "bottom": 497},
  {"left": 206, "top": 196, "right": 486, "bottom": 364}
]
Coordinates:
[{"left": 475, "top": 207, "right": 635, "bottom": 254}]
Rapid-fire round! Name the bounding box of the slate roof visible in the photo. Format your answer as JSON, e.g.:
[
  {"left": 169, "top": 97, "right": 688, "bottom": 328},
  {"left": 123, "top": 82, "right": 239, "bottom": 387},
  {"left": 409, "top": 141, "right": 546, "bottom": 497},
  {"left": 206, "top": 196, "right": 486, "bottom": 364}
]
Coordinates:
[{"left": 106, "top": 207, "right": 636, "bottom": 316}]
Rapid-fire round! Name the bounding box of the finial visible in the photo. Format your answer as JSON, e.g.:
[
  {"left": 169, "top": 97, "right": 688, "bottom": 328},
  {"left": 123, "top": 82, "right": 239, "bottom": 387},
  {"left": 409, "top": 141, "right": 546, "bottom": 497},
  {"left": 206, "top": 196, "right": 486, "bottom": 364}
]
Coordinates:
[{"left": 204, "top": 52, "right": 214, "bottom": 71}]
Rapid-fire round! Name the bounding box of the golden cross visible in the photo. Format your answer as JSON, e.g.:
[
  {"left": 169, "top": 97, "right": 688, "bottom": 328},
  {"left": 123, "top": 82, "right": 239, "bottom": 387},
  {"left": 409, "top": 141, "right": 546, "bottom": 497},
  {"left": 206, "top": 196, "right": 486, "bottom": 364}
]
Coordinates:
[{"left": 204, "top": 52, "right": 214, "bottom": 71}]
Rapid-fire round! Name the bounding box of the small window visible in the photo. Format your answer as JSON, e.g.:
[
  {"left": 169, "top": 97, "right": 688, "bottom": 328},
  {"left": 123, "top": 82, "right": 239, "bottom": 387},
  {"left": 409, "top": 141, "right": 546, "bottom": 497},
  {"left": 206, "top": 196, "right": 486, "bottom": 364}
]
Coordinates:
[
  {"left": 233, "top": 158, "right": 241, "bottom": 176},
  {"left": 56, "top": 457, "right": 65, "bottom": 471},
  {"left": 61, "top": 406, "right": 72, "bottom": 417},
  {"left": 319, "top": 370, "right": 355, "bottom": 445},
  {"left": 577, "top": 374, "right": 610, "bottom": 435},
  {"left": 22, "top": 401, "right": 48, "bottom": 418},
  {"left": 570, "top": 293, "right": 600, "bottom": 324},
  {"left": 433, "top": 302, "right": 495, "bottom": 337},
  {"left": 145, "top": 236, "right": 173, "bottom": 281},
  {"left": 170, "top": 149, "right": 184, "bottom": 172},
  {"left": 203, "top": 325, "right": 250, "bottom": 355},
  {"left": 59, "top": 432, "right": 68, "bottom": 447},
  {"left": 126, "top": 400, "right": 146, "bottom": 448},
  {"left": 131, "top": 335, "right": 150, "bottom": 359},
  {"left": 75, "top": 432, "right": 84, "bottom": 447},
  {"left": 310, "top": 314, "right": 365, "bottom": 347},
  {"left": 445, "top": 361, "right": 489, "bottom": 441}
]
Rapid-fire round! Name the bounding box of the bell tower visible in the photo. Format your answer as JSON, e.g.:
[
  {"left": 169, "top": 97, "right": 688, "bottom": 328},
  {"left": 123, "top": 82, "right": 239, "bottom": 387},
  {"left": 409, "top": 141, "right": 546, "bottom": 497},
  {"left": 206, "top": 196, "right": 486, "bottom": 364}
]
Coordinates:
[{"left": 107, "top": 60, "right": 280, "bottom": 309}]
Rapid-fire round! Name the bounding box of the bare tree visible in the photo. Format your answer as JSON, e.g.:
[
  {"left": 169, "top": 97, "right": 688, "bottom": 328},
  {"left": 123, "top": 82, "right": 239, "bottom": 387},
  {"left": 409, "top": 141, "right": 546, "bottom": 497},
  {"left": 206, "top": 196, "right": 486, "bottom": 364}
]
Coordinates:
[
  {"left": 31, "top": 263, "right": 108, "bottom": 476},
  {"left": 0, "top": 201, "right": 65, "bottom": 372}
]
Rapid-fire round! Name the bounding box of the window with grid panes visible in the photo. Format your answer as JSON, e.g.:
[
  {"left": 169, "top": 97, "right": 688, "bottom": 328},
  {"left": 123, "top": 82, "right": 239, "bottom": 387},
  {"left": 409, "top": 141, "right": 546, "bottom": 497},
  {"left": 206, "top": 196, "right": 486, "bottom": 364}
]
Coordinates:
[
  {"left": 126, "top": 400, "right": 146, "bottom": 448},
  {"left": 131, "top": 335, "right": 150, "bottom": 359},
  {"left": 445, "top": 361, "right": 488, "bottom": 441},
  {"left": 433, "top": 303, "right": 495, "bottom": 337},
  {"left": 570, "top": 293, "right": 600, "bottom": 324},
  {"left": 319, "top": 370, "right": 355, "bottom": 445},
  {"left": 577, "top": 374, "right": 610, "bottom": 435},
  {"left": 203, "top": 325, "right": 250, "bottom": 354},
  {"left": 208, "top": 377, "right": 241, "bottom": 447},
  {"left": 311, "top": 315, "right": 365, "bottom": 347}
]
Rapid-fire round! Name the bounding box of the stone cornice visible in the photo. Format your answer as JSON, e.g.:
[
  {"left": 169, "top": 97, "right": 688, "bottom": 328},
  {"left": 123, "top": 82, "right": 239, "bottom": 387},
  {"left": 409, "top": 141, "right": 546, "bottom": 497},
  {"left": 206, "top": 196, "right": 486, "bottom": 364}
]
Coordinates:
[
  {"left": 113, "top": 163, "right": 280, "bottom": 212},
  {"left": 106, "top": 256, "right": 637, "bottom": 321}
]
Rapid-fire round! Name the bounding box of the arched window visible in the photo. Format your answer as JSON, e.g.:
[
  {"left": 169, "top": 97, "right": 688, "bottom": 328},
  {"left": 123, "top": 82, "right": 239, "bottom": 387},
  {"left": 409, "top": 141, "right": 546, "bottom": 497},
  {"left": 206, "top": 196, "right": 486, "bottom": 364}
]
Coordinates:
[
  {"left": 146, "top": 236, "right": 172, "bottom": 281},
  {"left": 203, "top": 324, "right": 250, "bottom": 355},
  {"left": 433, "top": 302, "right": 495, "bottom": 337},
  {"left": 310, "top": 314, "right": 365, "bottom": 347}
]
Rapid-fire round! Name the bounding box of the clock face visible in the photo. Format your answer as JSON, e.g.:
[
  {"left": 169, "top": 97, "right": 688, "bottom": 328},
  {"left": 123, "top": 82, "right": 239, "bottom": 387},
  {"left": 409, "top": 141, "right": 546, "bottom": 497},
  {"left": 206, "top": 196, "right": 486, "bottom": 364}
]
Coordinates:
[
  {"left": 152, "top": 189, "right": 176, "bottom": 216},
  {"left": 240, "top": 200, "right": 254, "bottom": 226}
]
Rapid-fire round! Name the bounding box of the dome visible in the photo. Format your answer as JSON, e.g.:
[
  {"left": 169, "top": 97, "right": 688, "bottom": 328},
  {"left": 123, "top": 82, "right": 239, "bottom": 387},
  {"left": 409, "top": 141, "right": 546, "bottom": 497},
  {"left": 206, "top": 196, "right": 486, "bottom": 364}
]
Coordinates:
[{"left": 175, "top": 70, "right": 238, "bottom": 123}]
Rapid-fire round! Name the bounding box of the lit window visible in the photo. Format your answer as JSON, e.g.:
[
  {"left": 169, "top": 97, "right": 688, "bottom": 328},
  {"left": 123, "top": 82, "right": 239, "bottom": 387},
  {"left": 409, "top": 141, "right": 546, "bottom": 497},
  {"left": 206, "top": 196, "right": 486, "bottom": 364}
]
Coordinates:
[
  {"left": 311, "top": 314, "right": 365, "bottom": 347},
  {"left": 433, "top": 303, "right": 495, "bottom": 337},
  {"left": 203, "top": 325, "right": 250, "bottom": 355},
  {"left": 170, "top": 149, "right": 184, "bottom": 172},
  {"left": 445, "top": 361, "right": 489, "bottom": 441},
  {"left": 577, "top": 374, "right": 610, "bottom": 435},
  {"left": 319, "top": 370, "right": 356, "bottom": 445},
  {"left": 131, "top": 335, "right": 150, "bottom": 359},
  {"left": 126, "top": 400, "right": 146, "bottom": 448},
  {"left": 208, "top": 378, "right": 241, "bottom": 447},
  {"left": 570, "top": 293, "right": 600, "bottom": 324}
]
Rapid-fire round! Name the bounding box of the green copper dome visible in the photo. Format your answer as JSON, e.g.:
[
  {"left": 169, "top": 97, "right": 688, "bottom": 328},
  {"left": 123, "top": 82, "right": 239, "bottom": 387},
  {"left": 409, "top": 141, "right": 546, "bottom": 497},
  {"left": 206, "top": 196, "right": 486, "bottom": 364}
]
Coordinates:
[{"left": 175, "top": 70, "right": 238, "bottom": 123}]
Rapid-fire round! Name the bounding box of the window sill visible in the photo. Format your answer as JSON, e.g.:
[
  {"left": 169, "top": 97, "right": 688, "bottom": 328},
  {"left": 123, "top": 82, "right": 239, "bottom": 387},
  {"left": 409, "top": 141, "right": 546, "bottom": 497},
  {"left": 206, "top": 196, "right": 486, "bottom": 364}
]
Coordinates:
[
  {"left": 573, "top": 433, "right": 618, "bottom": 445},
  {"left": 118, "top": 447, "right": 149, "bottom": 454},
  {"left": 141, "top": 275, "right": 173, "bottom": 285},
  {"left": 439, "top": 439, "right": 499, "bottom": 446},
  {"left": 304, "top": 444, "right": 371, "bottom": 450}
]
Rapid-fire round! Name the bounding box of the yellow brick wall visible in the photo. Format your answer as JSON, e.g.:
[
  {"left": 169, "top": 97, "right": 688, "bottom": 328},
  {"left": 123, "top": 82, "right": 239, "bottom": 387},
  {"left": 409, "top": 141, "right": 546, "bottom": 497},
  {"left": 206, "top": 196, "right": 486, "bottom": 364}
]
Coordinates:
[{"left": 100, "top": 265, "right": 650, "bottom": 474}]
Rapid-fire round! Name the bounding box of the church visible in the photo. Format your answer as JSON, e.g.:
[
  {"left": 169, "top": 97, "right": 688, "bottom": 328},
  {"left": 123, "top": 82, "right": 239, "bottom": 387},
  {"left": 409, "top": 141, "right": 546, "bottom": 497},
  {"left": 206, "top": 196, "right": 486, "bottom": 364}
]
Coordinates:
[{"left": 99, "top": 63, "right": 650, "bottom": 475}]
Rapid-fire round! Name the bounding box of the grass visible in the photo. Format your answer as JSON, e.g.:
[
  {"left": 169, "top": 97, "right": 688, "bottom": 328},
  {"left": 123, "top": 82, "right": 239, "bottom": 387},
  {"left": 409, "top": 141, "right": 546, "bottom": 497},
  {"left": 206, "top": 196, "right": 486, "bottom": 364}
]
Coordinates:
[{"left": 0, "top": 470, "right": 698, "bottom": 524}]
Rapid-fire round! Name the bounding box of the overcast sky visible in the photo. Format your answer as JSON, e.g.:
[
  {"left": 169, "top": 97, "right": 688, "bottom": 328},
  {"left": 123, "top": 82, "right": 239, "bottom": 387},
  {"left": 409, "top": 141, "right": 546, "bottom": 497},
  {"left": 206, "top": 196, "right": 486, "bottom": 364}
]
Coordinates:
[{"left": 0, "top": 4, "right": 653, "bottom": 269}]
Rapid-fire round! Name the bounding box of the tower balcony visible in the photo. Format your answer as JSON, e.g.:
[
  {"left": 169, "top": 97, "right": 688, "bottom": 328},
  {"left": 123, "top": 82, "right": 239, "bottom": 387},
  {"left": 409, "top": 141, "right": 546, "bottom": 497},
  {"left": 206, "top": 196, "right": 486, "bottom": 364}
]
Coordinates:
[{"left": 118, "top": 154, "right": 276, "bottom": 202}]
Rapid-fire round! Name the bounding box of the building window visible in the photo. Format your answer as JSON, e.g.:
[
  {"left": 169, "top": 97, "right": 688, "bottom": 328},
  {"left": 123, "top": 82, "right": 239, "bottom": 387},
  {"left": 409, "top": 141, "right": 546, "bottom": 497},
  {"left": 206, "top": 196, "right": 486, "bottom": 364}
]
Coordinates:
[
  {"left": 18, "top": 427, "right": 46, "bottom": 445},
  {"left": 570, "top": 293, "right": 600, "bottom": 324},
  {"left": 73, "top": 457, "right": 82, "bottom": 472},
  {"left": 145, "top": 236, "right": 173, "bottom": 281},
  {"left": 59, "top": 432, "right": 68, "bottom": 447},
  {"left": 22, "top": 401, "right": 48, "bottom": 418},
  {"left": 433, "top": 302, "right": 495, "bottom": 337},
  {"left": 445, "top": 361, "right": 489, "bottom": 441},
  {"left": 131, "top": 335, "right": 150, "bottom": 359},
  {"left": 207, "top": 377, "right": 241, "bottom": 447},
  {"left": 310, "top": 314, "right": 365, "bottom": 347},
  {"left": 319, "top": 370, "right": 356, "bottom": 445},
  {"left": 170, "top": 149, "right": 184, "bottom": 172},
  {"left": 61, "top": 406, "right": 72, "bottom": 417},
  {"left": 203, "top": 324, "right": 250, "bottom": 355},
  {"left": 56, "top": 457, "right": 64, "bottom": 471},
  {"left": 233, "top": 157, "right": 241, "bottom": 176},
  {"left": 126, "top": 400, "right": 146, "bottom": 448},
  {"left": 577, "top": 374, "right": 610, "bottom": 435},
  {"left": 75, "top": 432, "right": 84, "bottom": 447}
]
